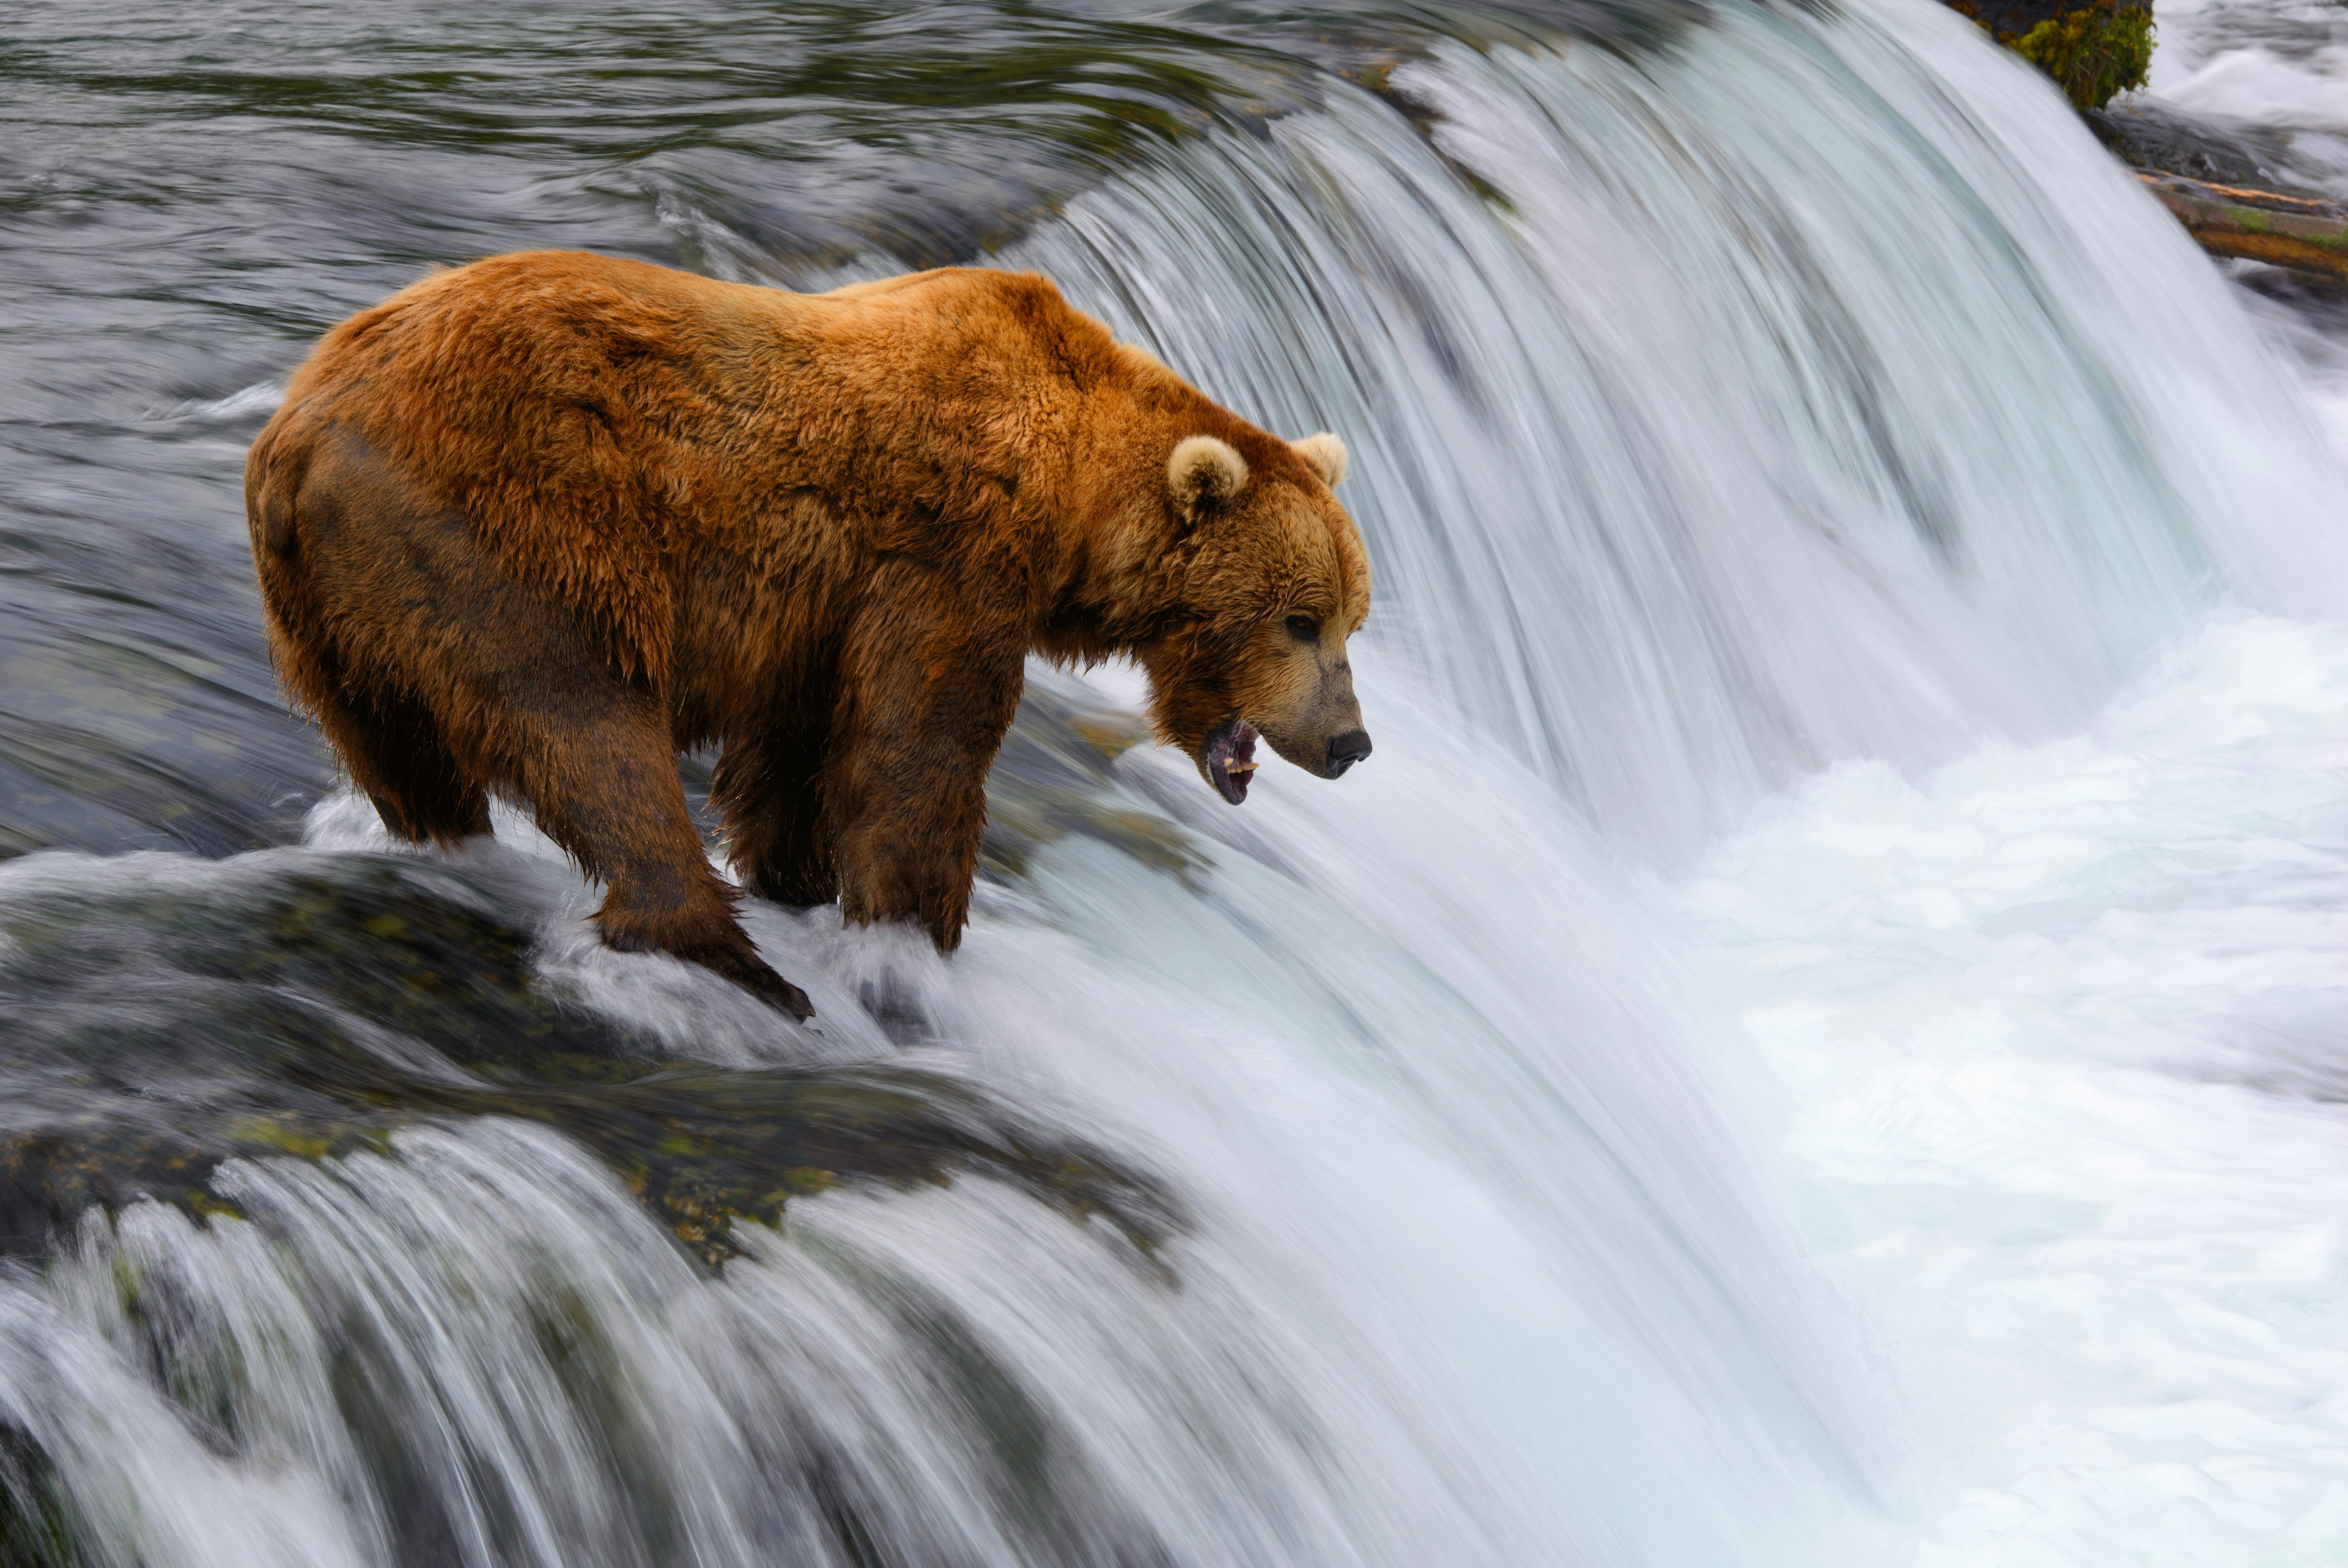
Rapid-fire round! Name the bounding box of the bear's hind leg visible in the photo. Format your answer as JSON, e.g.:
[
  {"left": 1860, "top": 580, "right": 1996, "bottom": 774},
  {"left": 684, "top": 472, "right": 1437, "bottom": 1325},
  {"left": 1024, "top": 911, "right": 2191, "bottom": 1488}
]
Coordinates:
[
  {"left": 311, "top": 677, "right": 491, "bottom": 848},
  {"left": 286, "top": 430, "right": 811, "bottom": 1018},
  {"left": 711, "top": 719, "right": 838, "bottom": 908},
  {"left": 509, "top": 688, "right": 815, "bottom": 1021}
]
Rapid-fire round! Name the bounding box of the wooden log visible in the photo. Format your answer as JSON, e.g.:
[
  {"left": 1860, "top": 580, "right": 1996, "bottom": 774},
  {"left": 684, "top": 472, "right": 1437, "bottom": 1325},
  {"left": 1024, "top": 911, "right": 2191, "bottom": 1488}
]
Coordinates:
[{"left": 2136, "top": 171, "right": 2348, "bottom": 281}]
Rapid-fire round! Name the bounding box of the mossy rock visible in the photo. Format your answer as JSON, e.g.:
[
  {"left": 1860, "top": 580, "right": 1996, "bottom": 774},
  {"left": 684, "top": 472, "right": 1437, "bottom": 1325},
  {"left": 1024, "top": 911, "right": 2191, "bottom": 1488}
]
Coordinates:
[
  {"left": 0, "top": 1423, "right": 75, "bottom": 1568},
  {"left": 2010, "top": 4, "right": 2154, "bottom": 112},
  {"left": 1949, "top": 0, "right": 2154, "bottom": 111}
]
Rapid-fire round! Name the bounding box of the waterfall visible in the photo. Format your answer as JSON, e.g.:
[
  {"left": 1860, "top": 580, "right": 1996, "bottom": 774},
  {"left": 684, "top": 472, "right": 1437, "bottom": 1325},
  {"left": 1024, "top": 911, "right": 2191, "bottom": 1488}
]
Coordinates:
[
  {"left": 4, "top": 1, "right": 2342, "bottom": 1565},
  {"left": 1002, "top": 0, "right": 2344, "bottom": 855}
]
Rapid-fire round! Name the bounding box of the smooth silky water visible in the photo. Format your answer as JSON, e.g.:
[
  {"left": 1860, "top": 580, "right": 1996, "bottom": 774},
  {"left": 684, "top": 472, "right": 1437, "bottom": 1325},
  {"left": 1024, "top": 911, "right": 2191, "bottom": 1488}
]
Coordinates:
[{"left": 4, "top": 1, "right": 2346, "bottom": 1563}]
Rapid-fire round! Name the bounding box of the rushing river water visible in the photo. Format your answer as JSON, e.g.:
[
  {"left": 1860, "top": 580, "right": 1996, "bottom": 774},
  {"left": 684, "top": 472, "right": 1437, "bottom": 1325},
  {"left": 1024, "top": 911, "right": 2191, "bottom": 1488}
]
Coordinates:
[{"left": 6, "top": 1, "right": 2348, "bottom": 1564}]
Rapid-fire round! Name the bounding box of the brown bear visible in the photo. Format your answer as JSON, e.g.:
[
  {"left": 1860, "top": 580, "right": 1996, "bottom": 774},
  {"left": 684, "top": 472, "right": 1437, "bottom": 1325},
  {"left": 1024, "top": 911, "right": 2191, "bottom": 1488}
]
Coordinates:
[{"left": 245, "top": 251, "right": 1373, "bottom": 1018}]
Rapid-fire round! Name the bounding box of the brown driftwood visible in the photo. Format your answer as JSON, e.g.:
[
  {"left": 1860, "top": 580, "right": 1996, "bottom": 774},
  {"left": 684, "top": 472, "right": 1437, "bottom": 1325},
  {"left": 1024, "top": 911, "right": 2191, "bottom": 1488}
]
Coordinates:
[{"left": 2136, "top": 171, "right": 2348, "bottom": 281}]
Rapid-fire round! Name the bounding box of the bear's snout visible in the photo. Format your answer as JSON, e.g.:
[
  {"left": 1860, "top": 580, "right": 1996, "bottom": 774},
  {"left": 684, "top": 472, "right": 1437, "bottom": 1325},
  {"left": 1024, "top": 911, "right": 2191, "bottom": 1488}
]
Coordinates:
[{"left": 1324, "top": 728, "right": 1373, "bottom": 778}]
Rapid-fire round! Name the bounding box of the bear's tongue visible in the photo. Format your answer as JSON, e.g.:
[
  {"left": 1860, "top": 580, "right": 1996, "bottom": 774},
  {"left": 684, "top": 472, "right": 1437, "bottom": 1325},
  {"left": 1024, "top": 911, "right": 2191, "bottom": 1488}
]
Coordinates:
[{"left": 1208, "top": 721, "right": 1259, "bottom": 806}]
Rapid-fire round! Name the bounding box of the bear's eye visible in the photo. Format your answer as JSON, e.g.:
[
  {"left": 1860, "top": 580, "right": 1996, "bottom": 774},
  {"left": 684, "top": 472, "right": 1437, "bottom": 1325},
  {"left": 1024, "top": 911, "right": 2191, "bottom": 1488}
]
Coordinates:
[{"left": 1284, "top": 614, "right": 1321, "bottom": 642}]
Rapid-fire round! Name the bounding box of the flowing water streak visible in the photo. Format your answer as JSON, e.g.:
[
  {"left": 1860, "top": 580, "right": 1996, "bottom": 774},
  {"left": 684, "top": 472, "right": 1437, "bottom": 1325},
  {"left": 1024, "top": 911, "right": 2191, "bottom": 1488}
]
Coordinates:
[{"left": 9, "top": 1, "right": 2348, "bottom": 1564}]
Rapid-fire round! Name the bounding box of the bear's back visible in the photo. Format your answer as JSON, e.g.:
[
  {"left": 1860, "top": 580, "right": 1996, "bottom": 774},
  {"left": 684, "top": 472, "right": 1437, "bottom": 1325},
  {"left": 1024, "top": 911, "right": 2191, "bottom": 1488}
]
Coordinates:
[{"left": 257, "top": 251, "right": 1143, "bottom": 686}]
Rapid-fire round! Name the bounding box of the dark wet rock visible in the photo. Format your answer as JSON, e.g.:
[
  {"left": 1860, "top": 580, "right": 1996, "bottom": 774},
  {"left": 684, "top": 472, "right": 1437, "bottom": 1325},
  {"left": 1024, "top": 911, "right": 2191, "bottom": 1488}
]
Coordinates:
[
  {"left": 983, "top": 682, "right": 1205, "bottom": 888},
  {"left": 0, "top": 1423, "right": 76, "bottom": 1568},
  {"left": 2087, "top": 97, "right": 2302, "bottom": 189},
  {"left": 2234, "top": 260, "right": 2348, "bottom": 325},
  {"left": 0, "top": 855, "right": 1178, "bottom": 1267}
]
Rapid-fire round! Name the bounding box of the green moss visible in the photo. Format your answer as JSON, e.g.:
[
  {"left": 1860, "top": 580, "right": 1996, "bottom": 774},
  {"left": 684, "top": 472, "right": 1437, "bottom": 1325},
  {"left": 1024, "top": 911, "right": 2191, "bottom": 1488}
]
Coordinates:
[{"left": 2001, "top": 2, "right": 2155, "bottom": 111}]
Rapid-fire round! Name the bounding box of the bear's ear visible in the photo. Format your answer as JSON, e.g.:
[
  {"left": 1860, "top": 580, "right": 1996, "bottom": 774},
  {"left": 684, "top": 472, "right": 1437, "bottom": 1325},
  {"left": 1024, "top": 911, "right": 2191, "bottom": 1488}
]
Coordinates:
[
  {"left": 1168, "top": 435, "right": 1248, "bottom": 518},
  {"left": 1291, "top": 431, "right": 1348, "bottom": 487}
]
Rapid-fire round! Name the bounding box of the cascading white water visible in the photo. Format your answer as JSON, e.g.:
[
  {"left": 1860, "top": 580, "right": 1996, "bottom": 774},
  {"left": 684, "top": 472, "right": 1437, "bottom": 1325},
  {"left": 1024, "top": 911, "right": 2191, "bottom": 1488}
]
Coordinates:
[
  {"left": 7, "top": 1, "right": 2346, "bottom": 1564},
  {"left": 1004, "top": 0, "right": 2346, "bottom": 856}
]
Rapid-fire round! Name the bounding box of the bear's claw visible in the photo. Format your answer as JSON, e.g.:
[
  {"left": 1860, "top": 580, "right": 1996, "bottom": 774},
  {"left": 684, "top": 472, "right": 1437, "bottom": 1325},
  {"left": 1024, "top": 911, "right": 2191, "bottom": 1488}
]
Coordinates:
[
  {"left": 689, "top": 944, "right": 814, "bottom": 1020},
  {"left": 740, "top": 965, "right": 816, "bottom": 1021}
]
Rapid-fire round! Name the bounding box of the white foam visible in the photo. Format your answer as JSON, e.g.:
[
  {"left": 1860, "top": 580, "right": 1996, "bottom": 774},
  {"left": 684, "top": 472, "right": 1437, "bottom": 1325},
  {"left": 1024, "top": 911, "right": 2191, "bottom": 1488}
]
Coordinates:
[
  {"left": 2158, "top": 45, "right": 2348, "bottom": 131},
  {"left": 1689, "top": 616, "right": 2348, "bottom": 1564},
  {"left": 141, "top": 380, "right": 285, "bottom": 424}
]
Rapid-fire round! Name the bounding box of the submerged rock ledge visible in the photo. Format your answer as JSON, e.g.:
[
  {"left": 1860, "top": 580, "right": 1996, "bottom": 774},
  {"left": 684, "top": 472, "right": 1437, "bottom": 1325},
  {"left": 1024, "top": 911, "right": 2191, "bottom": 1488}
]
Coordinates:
[{"left": 0, "top": 855, "right": 1180, "bottom": 1268}]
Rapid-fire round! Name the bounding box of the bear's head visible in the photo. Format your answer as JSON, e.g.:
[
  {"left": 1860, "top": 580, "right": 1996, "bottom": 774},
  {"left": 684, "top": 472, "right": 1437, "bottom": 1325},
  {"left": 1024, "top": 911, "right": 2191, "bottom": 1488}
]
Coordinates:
[{"left": 1140, "top": 429, "right": 1373, "bottom": 806}]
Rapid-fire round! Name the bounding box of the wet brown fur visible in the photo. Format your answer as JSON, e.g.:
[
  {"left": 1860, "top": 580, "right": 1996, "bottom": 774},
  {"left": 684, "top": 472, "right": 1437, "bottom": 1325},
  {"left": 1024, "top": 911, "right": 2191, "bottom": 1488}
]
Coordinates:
[{"left": 245, "top": 250, "right": 1371, "bottom": 1009}]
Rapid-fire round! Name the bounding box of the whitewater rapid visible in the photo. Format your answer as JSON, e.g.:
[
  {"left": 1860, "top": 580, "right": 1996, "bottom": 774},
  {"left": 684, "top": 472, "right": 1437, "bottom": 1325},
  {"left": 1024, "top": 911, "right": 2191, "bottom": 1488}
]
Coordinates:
[{"left": 1691, "top": 616, "right": 2348, "bottom": 1562}]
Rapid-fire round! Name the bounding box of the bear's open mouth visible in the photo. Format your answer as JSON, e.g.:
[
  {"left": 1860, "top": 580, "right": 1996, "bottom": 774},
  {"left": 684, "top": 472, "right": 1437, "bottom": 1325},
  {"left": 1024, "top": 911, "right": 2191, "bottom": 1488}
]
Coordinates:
[{"left": 1203, "top": 718, "right": 1260, "bottom": 805}]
